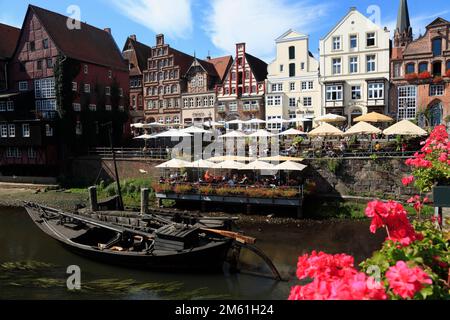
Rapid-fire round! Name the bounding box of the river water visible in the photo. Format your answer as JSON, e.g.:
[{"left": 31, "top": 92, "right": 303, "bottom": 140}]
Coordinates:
[{"left": 0, "top": 207, "right": 385, "bottom": 300}]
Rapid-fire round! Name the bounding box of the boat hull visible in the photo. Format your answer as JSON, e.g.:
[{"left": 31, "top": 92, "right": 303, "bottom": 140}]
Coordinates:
[{"left": 25, "top": 205, "right": 232, "bottom": 273}]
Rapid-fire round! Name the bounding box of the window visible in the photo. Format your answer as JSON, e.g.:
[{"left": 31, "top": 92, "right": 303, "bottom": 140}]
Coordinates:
[
  {"left": 43, "top": 39, "right": 49, "bottom": 49},
  {"left": 366, "top": 55, "right": 376, "bottom": 72},
  {"left": 289, "top": 46, "right": 295, "bottom": 59},
  {"left": 1, "top": 124, "right": 7, "bottom": 137},
  {"left": 29, "top": 41, "right": 35, "bottom": 51},
  {"left": 105, "top": 105, "right": 112, "bottom": 111},
  {"left": 0, "top": 102, "right": 5, "bottom": 112},
  {"left": 301, "top": 81, "right": 313, "bottom": 90},
  {"left": 303, "top": 97, "right": 312, "bottom": 107},
  {"left": 36, "top": 60, "right": 43, "bottom": 70},
  {"left": 189, "top": 98, "right": 194, "bottom": 108},
  {"left": 119, "top": 88, "right": 123, "bottom": 97},
  {"left": 108, "top": 70, "right": 112, "bottom": 79},
  {"left": 196, "top": 98, "right": 202, "bottom": 107},
  {"left": 46, "top": 58, "right": 53, "bottom": 68},
  {"left": 84, "top": 84, "right": 90, "bottom": 93},
  {"left": 105, "top": 87, "right": 111, "bottom": 96},
  {"left": 398, "top": 86, "right": 417, "bottom": 120},
  {"left": 28, "top": 147, "right": 37, "bottom": 159},
  {"left": 8, "top": 124, "right": 15, "bottom": 137},
  {"left": 89, "top": 104, "right": 97, "bottom": 111},
  {"left": 72, "top": 82, "right": 77, "bottom": 92},
  {"left": 349, "top": 57, "right": 358, "bottom": 73},
  {"left": 73, "top": 103, "right": 81, "bottom": 111},
  {"left": 433, "top": 61, "right": 442, "bottom": 76},
  {"left": 406, "top": 63, "right": 415, "bottom": 74},
  {"left": 229, "top": 102, "right": 238, "bottom": 112},
  {"left": 430, "top": 85, "right": 444, "bottom": 96},
  {"left": 19, "top": 81, "right": 28, "bottom": 91},
  {"left": 290, "top": 82, "right": 295, "bottom": 91},
  {"left": 274, "top": 96, "right": 281, "bottom": 106},
  {"left": 6, "top": 148, "right": 20, "bottom": 158},
  {"left": 332, "top": 58, "right": 342, "bottom": 74},
  {"left": 432, "top": 38, "right": 442, "bottom": 57},
  {"left": 350, "top": 35, "right": 357, "bottom": 49},
  {"left": 289, "top": 63, "right": 296, "bottom": 77},
  {"left": 280, "top": 65, "right": 284, "bottom": 72},
  {"left": 332, "top": 36, "right": 341, "bottom": 50},
  {"left": 35, "top": 78, "right": 55, "bottom": 98},
  {"left": 366, "top": 32, "right": 376, "bottom": 47},
  {"left": 419, "top": 62, "right": 428, "bottom": 74},
  {"left": 19, "top": 62, "right": 26, "bottom": 72},
  {"left": 272, "top": 83, "right": 283, "bottom": 92},
  {"left": 368, "top": 82, "right": 384, "bottom": 99},
  {"left": 326, "top": 85, "right": 343, "bottom": 101},
  {"left": 289, "top": 98, "right": 296, "bottom": 107},
  {"left": 22, "top": 124, "right": 30, "bottom": 137},
  {"left": 7, "top": 101, "right": 14, "bottom": 111},
  {"left": 351, "top": 86, "right": 361, "bottom": 100},
  {"left": 394, "top": 62, "right": 402, "bottom": 78},
  {"left": 75, "top": 122, "right": 82, "bottom": 135},
  {"left": 301, "top": 62, "right": 305, "bottom": 70},
  {"left": 447, "top": 60, "right": 450, "bottom": 72},
  {"left": 267, "top": 96, "right": 274, "bottom": 106},
  {"left": 173, "top": 116, "right": 180, "bottom": 125},
  {"left": 84, "top": 65, "right": 88, "bottom": 74}
]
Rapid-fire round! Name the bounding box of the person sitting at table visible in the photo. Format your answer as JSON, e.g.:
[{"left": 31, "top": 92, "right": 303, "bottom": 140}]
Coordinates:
[
  {"left": 228, "top": 178, "right": 236, "bottom": 187},
  {"left": 159, "top": 176, "right": 166, "bottom": 184},
  {"left": 374, "top": 142, "right": 382, "bottom": 152},
  {"left": 239, "top": 174, "right": 249, "bottom": 185},
  {"left": 204, "top": 170, "right": 213, "bottom": 183},
  {"left": 339, "top": 141, "right": 347, "bottom": 153}
]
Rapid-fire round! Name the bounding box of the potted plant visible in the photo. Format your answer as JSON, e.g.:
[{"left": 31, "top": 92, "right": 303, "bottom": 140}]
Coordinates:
[{"left": 405, "top": 73, "right": 418, "bottom": 82}]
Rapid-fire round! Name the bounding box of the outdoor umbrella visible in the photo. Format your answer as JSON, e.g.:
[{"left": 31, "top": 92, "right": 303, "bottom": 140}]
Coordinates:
[
  {"left": 156, "top": 158, "right": 191, "bottom": 169},
  {"left": 185, "top": 159, "right": 216, "bottom": 169},
  {"left": 213, "top": 160, "right": 246, "bottom": 170},
  {"left": 354, "top": 112, "right": 394, "bottom": 123},
  {"left": 180, "top": 126, "right": 210, "bottom": 134},
  {"left": 314, "top": 114, "right": 346, "bottom": 123},
  {"left": 133, "top": 134, "right": 155, "bottom": 140},
  {"left": 249, "top": 130, "right": 276, "bottom": 138},
  {"left": 260, "top": 155, "right": 304, "bottom": 162},
  {"left": 344, "top": 121, "right": 382, "bottom": 136},
  {"left": 241, "top": 160, "right": 275, "bottom": 171},
  {"left": 207, "top": 155, "right": 251, "bottom": 162},
  {"left": 203, "top": 121, "right": 224, "bottom": 127},
  {"left": 154, "top": 129, "right": 192, "bottom": 138},
  {"left": 245, "top": 119, "right": 266, "bottom": 125},
  {"left": 383, "top": 120, "right": 428, "bottom": 136},
  {"left": 308, "top": 123, "right": 344, "bottom": 137},
  {"left": 273, "top": 161, "right": 308, "bottom": 172},
  {"left": 226, "top": 119, "right": 245, "bottom": 125},
  {"left": 219, "top": 131, "right": 247, "bottom": 138},
  {"left": 278, "top": 128, "right": 306, "bottom": 136}
]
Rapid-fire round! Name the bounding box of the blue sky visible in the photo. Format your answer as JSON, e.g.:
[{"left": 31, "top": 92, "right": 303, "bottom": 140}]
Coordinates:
[{"left": 1, "top": 0, "right": 449, "bottom": 62}]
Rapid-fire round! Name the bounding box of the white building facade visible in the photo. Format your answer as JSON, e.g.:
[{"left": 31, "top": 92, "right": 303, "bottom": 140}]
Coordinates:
[
  {"left": 266, "top": 30, "right": 321, "bottom": 131},
  {"left": 319, "top": 8, "right": 390, "bottom": 123}
]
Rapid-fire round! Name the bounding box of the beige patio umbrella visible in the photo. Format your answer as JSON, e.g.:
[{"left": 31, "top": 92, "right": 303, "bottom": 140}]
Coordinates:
[
  {"left": 185, "top": 159, "right": 216, "bottom": 169},
  {"left": 219, "top": 131, "right": 247, "bottom": 138},
  {"left": 383, "top": 120, "right": 428, "bottom": 136},
  {"left": 354, "top": 112, "right": 394, "bottom": 123},
  {"left": 315, "top": 114, "right": 346, "bottom": 123},
  {"left": 249, "top": 129, "right": 276, "bottom": 138},
  {"left": 344, "top": 121, "right": 382, "bottom": 136},
  {"left": 241, "top": 160, "right": 275, "bottom": 171},
  {"left": 156, "top": 158, "right": 191, "bottom": 169},
  {"left": 259, "top": 155, "right": 304, "bottom": 162},
  {"left": 278, "top": 128, "right": 306, "bottom": 136},
  {"left": 308, "top": 123, "right": 344, "bottom": 137}
]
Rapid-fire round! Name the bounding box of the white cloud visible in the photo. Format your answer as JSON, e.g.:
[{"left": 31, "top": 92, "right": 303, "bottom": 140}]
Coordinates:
[
  {"left": 384, "top": 10, "right": 450, "bottom": 38},
  {"left": 203, "top": 0, "right": 330, "bottom": 61},
  {"left": 108, "top": 0, "right": 193, "bottom": 39}
]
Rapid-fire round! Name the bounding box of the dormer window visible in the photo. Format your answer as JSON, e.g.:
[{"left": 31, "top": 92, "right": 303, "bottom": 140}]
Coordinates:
[{"left": 84, "top": 65, "right": 88, "bottom": 74}]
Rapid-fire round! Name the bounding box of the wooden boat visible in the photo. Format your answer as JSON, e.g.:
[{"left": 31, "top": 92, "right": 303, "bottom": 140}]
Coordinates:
[{"left": 24, "top": 202, "right": 234, "bottom": 272}]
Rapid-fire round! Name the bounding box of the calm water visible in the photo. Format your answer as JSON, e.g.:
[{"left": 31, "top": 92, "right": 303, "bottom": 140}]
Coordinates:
[{"left": 0, "top": 207, "right": 384, "bottom": 300}]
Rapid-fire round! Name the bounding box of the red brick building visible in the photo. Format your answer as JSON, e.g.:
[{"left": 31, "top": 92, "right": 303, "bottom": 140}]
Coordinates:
[
  {"left": 122, "top": 35, "right": 151, "bottom": 124},
  {"left": 0, "top": 23, "right": 20, "bottom": 92},
  {"left": 216, "top": 43, "right": 268, "bottom": 123},
  {"left": 390, "top": 0, "right": 450, "bottom": 126},
  {"left": 0, "top": 5, "right": 129, "bottom": 176},
  {"left": 143, "top": 34, "right": 194, "bottom": 126}
]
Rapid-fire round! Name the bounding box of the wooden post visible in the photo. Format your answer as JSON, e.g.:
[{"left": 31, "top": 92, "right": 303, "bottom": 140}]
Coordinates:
[
  {"left": 88, "top": 186, "right": 98, "bottom": 212},
  {"left": 141, "top": 188, "right": 149, "bottom": 215}
]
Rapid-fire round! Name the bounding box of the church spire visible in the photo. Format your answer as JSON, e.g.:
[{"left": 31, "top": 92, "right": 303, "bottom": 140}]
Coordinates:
[{"left": 394, "top": 0, "right": 413, "bottom": 47}]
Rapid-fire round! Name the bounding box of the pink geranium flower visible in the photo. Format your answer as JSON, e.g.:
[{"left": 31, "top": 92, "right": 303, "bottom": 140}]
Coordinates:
[{"left": 386, "top": 261, "right": 432, "bottom": 299}]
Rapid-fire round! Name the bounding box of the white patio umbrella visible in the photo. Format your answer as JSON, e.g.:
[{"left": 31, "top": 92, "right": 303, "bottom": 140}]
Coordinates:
[
  {"left": 204, "top": 121, "right": 224, "bottom": 127},
  {"left": 245, "top": 119, "right": 266, "bottom": 124},
  {"left": 315, "top": 114, "right": 346, "bottom": 123},
  {"left": 154, "top": 129, "right": 192, "bottom": 138},
  {"left": 249, "top": 129, "right": 276, "bottom": 138},
  {"left": 383, "top": 120, "right": 428, "bottom": 136},
  {"left": 156, "top": 158, "right": 191, "bottom": 169},
  {"left": 227, "top": 119, "right": 245, "bottom": 125},
  {"left": 241, "top": 160, "right": 275, "bottom": 171},
  {"left": 133, "top": 134, "right": 155, "bottom": 140},
  {"left": 180, "top": 126, "right": 210, "bottom": 134},
  {"left": 288, "top": 117, "right": 314, "bottom": 123},
  {"left": 185, "top": 159, "right": 216, "bottom": 169},
  {"left": 219, "top": 131, "right": 247, "bottom": 138},
  {"left": 213, "top": 160, "right": 246, "bottom": 170},
  {"left": 274, "top": 161, "right": 308, "bottom": 172},
  {"left": 308, "top": 123, "right": 344, "bottom": 137},
  {"left": 207, "top": 155, "right": 251, "bottom": 162},
  {"left": 130, "top": 123, "right": 145, "bottom": 129},
  {"left": 279, "top": 128, "right": 306, "bottom": 136}
]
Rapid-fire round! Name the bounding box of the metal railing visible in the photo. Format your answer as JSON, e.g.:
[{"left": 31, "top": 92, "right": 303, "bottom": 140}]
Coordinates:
[{"left": 88, "top": 147, "right": 169, "bottom": 160}]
